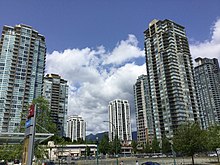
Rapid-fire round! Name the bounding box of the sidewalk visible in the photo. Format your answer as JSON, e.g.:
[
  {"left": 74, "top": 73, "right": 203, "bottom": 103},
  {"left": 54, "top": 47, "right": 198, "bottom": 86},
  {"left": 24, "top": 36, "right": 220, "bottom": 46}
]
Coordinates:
[{"left": 74, "top": 156, "right": 220, "bottom": 165}]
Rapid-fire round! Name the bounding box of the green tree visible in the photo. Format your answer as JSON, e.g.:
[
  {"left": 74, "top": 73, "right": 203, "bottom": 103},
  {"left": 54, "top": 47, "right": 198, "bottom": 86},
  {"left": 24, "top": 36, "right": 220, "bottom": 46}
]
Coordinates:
[
  {"left": 15, "top": 112, "right": 27, "bottom": 133},
  {"left": 63, "top": 137, "right": 72, "bottom": 143},
  {"left": 99, "top": 134, "right": 110, "bottom": 155},
  {"left": 33, "top": 96, "right": 57, "bottom": 134},
  {"left": 139, "top": 143, "right": 145, "bottom": 153},
  {"left": 77, "top": 138, "right": 85, "bottom": 144},
  {"left": 45, "top": 135, "right": 64, "bottom": 145},
  {"left": 161, "top": 135, "right": 171, "bottom": 155},
  {"left": 173, "top": 122, "right": 207, "bottom": 165},
  {"left": 109, "top": 136, "right": 121, "bottom": 155},
  {"left": 144, "top": 140, "right": 152, "bottom": 153},
  {"left": 206, "top": 124, "right": 220, "bottom": 162},
  {"left": 0, "top": 144, "right": 23, "bottom": 161},
  {"left": 34, "top": 145, "right": 48, "bottom": 160},
  {"left": 114, "top": 136, "right": 121, "bottom": 155},
  {"left": 131, "top": 140, "right": 138, "bottom": 154},
  {"left": 152, "top": 137, "right": 160, "bottom": 153},
  {"left": 23, "top": 97, "right": 58, "bottom": 160},
  {"left": 18, "top": 96, "right": 57, "bottom": 134},
  {"left": 2, "top": 97, "right": 59, "bottom": 162},
  {"left": 86, "top": 146, "right": 91, "bottom": 157}
]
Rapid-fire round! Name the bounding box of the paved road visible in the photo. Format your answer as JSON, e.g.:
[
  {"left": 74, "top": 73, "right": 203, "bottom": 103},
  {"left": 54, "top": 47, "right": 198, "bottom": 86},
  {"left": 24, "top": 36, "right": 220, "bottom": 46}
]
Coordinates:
[{"left": 74, "top": 156, "right": 220, "bottom": 165}]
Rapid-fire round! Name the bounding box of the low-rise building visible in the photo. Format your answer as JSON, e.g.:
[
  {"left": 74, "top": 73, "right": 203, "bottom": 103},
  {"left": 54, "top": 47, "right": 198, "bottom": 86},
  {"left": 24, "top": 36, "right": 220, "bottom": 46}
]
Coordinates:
[{"left": 47, "top": 141, "right": 97, "bottom": 161}]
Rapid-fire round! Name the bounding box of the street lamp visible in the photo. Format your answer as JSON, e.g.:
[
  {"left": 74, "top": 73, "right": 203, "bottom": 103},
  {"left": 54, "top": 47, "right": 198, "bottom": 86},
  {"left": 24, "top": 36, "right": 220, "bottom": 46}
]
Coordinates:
[
  {"left": 170, "top": 142, "right": 176, "bottom": 165},
  {"left": 103, "top": 121, "right": 118, "bottom": 165},
  {"left": 96, "top": 137, "right": 99, "bottom": 165},
  {"left": 49, "top": 147, "right": 52, "bottom": 161}
]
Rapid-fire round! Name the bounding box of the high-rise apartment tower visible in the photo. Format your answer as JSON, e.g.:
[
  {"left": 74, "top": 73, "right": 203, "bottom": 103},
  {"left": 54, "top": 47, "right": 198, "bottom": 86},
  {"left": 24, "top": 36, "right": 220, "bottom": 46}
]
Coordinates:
[
  {"left": 66, "top": 115, "right": 86, "bottom": 141},
  {"left": 144, "top": 19, "right": 199, "bottom": 140},
  {"left": 134, "top": 75, "right": 154, "bottom": 144},
  {"left": 108, "top": 99, "right": 132, "bottom": 143},
  {"left": 195, "top": 57, "right": 220, "bottom": 129},
  {"left": 0, "top": 24, "right": 46, "bottom": 132},
  {"left": 43, "top": 74, "right": 68, "bottom": 137}
]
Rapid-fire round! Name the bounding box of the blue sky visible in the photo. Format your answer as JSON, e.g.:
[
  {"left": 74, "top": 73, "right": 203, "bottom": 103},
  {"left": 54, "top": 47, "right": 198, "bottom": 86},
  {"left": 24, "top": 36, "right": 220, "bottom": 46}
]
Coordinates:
[
  {"left": 1, "top": 0, "right": 220, "bottom": 134},
  {"left": 1, "top": 0, "right": 219, "bottom": 52}
]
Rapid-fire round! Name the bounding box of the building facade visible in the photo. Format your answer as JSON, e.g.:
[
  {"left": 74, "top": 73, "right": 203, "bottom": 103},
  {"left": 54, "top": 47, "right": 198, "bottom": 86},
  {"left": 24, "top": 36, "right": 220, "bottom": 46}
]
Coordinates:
[
  {"left": 144, "top": 19, "right": 199, "bottom": 140},
  {"left": 134, "top": 75, "right": 154, "bottom": 145},
  {"left": 47, "top": 141, "right": 97, "bottom": 160},
  {"left": 194, "top": 57, "right": 220, "bottom": 129},
  {"left": 66, "top": 115, "right": 86, "bottom": 142},
  {"left": 108, "top": 99, "right": 132, "bottom": 143},
  {"left": 43, "top": 74, "right": 68, "bottom": 137},
  {"left": 0, "top": 24, "right": 46, "bottom": 133}
]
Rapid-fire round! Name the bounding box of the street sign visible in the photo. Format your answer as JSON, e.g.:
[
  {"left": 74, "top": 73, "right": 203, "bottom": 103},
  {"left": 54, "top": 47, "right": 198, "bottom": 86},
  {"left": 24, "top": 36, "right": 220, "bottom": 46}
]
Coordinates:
[
  {"left": 27, "top": 104, "right": 35, "bottom": 119},
  {"left": 22, "top": 103, "right": 37, "bottom": 165},
  {"left": 25, "top": 119, "right": 32, "bottom": 128}
]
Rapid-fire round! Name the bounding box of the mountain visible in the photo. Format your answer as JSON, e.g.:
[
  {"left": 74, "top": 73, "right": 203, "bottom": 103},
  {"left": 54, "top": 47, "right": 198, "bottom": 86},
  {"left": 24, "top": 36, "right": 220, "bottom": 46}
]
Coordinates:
[
  {"left": 86, "top": 131, "right": 137, "bottom": 141},
  {"left": 86, "top": 132, "right": 108, "bottom": 141},
  {"left": 132, "top": 131, "right": 137, "bottom": 141}
]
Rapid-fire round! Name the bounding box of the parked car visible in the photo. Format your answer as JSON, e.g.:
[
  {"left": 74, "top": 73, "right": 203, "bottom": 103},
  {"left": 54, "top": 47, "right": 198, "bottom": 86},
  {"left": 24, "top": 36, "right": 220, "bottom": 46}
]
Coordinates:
[
  {"left": 14, "top": 159, "right": 20, "bottom": 165},
  {"left": 141, "top": 162, "right": 160, "bottom": 165},
  {"left": 0, "top": 161, "right": 7, "bottom": 165},
  {"left": 43, "top": 162, "right": 55, "bottom": 165},
  {"left": 208, "top": 153, "right": 217, "bottom": 157}
]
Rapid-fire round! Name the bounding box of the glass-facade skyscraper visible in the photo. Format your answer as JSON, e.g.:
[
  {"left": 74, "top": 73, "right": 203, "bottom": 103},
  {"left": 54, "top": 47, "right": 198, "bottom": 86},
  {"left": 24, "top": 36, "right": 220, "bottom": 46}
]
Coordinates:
[
  {"left": 42, "top": 74, "right": 68, "bottom": 137},
  {"left": 195, "top": 57, "right": 220, "bottom": 129},
  {"left": 144, "top": 19, "right": 199, "bottom": 140},
  {"left": 0, "top": 24, "right": 46, "bottom": 132},
  {"left": 134, "top": 75, "right": 154, "bottom": 145}
]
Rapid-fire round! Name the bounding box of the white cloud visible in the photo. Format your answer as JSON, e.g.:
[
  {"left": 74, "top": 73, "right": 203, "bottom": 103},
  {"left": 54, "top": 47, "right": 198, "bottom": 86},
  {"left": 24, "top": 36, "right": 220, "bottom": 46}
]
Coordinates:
[
  {"left": 45, "top": 19, "right": 220, "bottom": 136},
  {"left": 103, "top": 34, "right": 145, "bottom": 65},
  {"left": 46, "top": 35, "right": 146, "bottom": 135},
  {"left": 190, "top": 18, "right": 220, "bottom": 61}
]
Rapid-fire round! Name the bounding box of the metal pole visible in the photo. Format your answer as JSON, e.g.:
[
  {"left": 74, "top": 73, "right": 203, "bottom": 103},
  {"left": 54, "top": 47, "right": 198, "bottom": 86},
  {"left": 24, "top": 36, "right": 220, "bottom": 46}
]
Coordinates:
[
  {"left": 96, "top": 137, "right": 99, "bottom": 165},
  {"left": 171, "top": 144, "right": 176, "bottom": 165},
  {"left": 50, "top": 147, "right": 52, "bottom": 161},
  {"left": 27, "top": 104, "right": 37, "bottom": 165},
  {"left": 115, "top": 129, "right": 118, "bottom": 165},
  {"left": 85, "top": 122, "right": 87, "bottom": 162},
  {"left": 103, "top": 121, "right": 118, "bottom": 165}
]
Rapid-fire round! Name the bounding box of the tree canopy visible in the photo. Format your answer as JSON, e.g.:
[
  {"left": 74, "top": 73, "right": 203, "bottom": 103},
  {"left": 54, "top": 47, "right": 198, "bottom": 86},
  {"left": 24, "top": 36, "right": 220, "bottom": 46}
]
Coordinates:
[
  {"left": 151, "top": 137, "right": 160, "bottom": 153},
  {"left": 131, "top": 140, "right": 138, "bottom": 154},
  {"left": 173, "top": 122, "right": 207, "bottom": 165},
  {"left": 161, "top": 135, "right": 171, "bottom": 155},
  {"left": 33, "top": 96, "right": 57, "bottom": 134},
  {"left": 98, "top": 134, "right": 110, "bottom": 155},
  {"left": 206, "top": 124, "right": 220, "bottom": 162}
]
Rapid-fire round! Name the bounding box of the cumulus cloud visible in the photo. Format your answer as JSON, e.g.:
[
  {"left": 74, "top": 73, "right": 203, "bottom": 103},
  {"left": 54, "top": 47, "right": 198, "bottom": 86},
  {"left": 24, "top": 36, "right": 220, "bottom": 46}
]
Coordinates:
[
  {"left": 190, "top": 18, "right": 220, "bottom": 61},
  {"left": 46, "top": 35, "right": 146, "bottom": 135},
  {"left": 45, "top": 19, "right": 220, "bottom": 135},
  {"left": 103, "top": 34, "right": 145, "bottom": 65}
]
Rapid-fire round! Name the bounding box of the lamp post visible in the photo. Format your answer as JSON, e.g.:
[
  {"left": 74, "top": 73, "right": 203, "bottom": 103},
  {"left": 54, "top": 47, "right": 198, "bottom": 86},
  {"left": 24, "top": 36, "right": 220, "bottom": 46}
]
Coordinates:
[
  {"left": 49, "top": 147, "right": 52, "bottom": 161},
  {"left": 170, "top": 142, "right": 176, "bottom": 165},
  {"left": 96, "top": 137, "right": 99, "bottom": 165},
  {"left": 103, "top": 121, "right": 118, "bottom": 165}
]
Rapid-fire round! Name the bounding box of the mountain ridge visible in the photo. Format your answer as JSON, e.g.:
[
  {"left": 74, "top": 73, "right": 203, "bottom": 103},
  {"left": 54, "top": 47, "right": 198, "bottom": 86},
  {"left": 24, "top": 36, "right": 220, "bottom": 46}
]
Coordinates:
[{"left": 86, "top": 131, "right": 137, "bottom": 141}]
